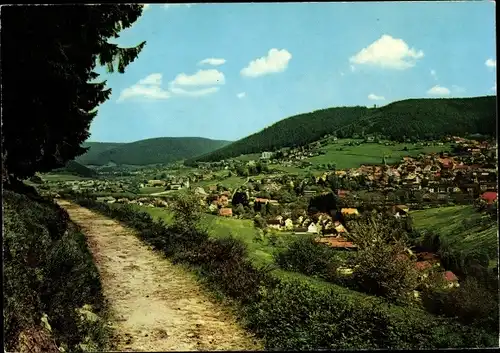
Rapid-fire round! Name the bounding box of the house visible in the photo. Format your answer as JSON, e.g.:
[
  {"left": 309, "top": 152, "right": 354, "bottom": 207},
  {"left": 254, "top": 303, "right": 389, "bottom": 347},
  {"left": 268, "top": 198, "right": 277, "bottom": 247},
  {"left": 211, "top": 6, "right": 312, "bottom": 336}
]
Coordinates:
[
  {"left": 284, "top": 218, "right": 294, "bottom": 230},
  {"left": 148, "top": 180, "right": 166, "bottom": 187},
  {"left": 267, "top": 219, "right": 282, "bottom": 230},
  {"left": 480, "top": 191, "right": 497, "bottom": 205},
  {"left": 307, "top": 223, "right": 319, "bottom": 234},
  {"left": 170, "top": 184, "right": 182, "bottom": 191},
  {"left": 316, "top": 237, "right": 357, "bottom": 249},
  {"left": 393, "top": 205, "right": 410, "bottom": 216},
  {"left": 261, "top": 151, "right": 273, "bottom": 160},
  {"left": 254, "top": 198, "right": 270, "bottom": 204},
  {"left": 219, "top": 208, "right": 233, "bottom": 217},
  {"left": 341, "top": 208, "right": 359, "bottom": 216},
  {"left": 218, "top": 195, "right": 229, "bottom": 207},
  {"left": 443, "top": 271, "right": 460, "bottom": 288},
  {"left": 293, "top": 227, "right": 308, "bottom": 234},
  {"left": 334, "top": 221, "right": 348, "bottom": 234}
]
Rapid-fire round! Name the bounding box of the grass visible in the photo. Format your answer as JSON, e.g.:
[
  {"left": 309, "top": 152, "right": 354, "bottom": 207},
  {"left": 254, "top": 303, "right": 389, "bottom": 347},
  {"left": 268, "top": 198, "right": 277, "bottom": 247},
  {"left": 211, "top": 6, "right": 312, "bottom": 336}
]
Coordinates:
[
  {"left": 41, "top": 173, "right": 92, "bottom": 181},
  {"left": 134, "top": 205, "right": 449, "bottom": 311},
  {"left": 307, "top": 140, "right": 452, "bottom": 169},
  {"left": 137, "top": 186, "right": 166, "bottom": 194},
  {"left": 191, "top": 175, "right": 248, "bottom": 190},
  {"left": 410, "top": 205, "right": 498, "bottom": 261}
]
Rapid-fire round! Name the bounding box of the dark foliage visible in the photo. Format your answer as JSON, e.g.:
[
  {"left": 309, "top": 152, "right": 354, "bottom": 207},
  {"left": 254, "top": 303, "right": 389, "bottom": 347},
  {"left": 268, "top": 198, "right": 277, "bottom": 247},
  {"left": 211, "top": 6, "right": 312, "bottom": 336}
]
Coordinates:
[
  {"left": 54, "top": 160, "right": 98, "bottom": 178},
  {"left": 3, "top": 190, "right": 109, "bottom": 352},
  {"left": 2, "top": 4, "right": 145, "bottom": 181}
]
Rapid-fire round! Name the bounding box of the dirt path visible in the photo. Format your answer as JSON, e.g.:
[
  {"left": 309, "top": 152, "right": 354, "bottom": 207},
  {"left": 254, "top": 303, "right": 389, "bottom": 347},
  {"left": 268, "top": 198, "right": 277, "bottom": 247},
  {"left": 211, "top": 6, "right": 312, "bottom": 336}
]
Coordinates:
[{"left": 57, "top": 200, "right": 261, "bottom": 352}]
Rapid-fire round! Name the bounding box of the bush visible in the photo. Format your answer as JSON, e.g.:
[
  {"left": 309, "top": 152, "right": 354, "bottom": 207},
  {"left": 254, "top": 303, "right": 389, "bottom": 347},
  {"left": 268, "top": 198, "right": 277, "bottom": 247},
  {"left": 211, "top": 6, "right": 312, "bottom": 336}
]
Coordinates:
[
  {"left": 352, "top": 241, "right": 419, "bottom": 304},
  {"left": 422, "top": 277, "right": 499, "bottom": 333},
  {"left": 275, "top": 236, "right": 341, "bottom": 281},
  {"left": 3, "top": 190, "right": 109, "bottom": 352}
]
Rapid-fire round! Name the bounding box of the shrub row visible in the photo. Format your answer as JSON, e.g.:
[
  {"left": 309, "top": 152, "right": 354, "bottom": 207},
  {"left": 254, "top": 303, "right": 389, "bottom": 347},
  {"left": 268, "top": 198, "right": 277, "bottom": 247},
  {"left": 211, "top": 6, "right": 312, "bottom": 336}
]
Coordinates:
[
  {"left": 3, "top": 190, "right": 110, "bottom": 352},
  {"left": 70, "top": 195, "right": 498, "bottom": 349}
]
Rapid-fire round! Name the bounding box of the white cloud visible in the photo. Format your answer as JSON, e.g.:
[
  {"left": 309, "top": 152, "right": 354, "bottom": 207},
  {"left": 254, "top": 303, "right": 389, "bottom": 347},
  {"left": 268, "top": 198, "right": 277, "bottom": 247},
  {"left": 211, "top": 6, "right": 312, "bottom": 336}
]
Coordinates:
[
  {"left": 427, "top": 85, "right": 450, "bottom": 96},
  {"left": 485, "top": 58, "right": 496, "bottom": 68},
  {"left": 138, "top": 73, "right": 162, "bottom": 85},
  {"left": 117, "top": 75, "right": 171, "bottom": 102},
  {"left": 430, "top": 69, "right": 437, "bottom": 80},
  {"left": 198, "top": 58, "right": 226, "bottom": 66},
  {"left": 241, "top": 48, "right": 292, "bottom": 78},
  {"left": 118, "top": 71, "right": 224, "bottom": 102},
  {"left": 170, "top": 69, "right": 225, "bottom": 86},
  {"left": 368, "top": 93, "right": 385, "bottom": 101},
  {"left": 237, "top": 92, "right": 246, "bottom": 99},
  {"left": 350, "top": 65, "right": 356, "bottom": 72},
  {"left": 350, "top": 34, "right": 424, "bottom": 70},
  {"left": 170, "top": 86, "right": 220, "bottom": 97}
]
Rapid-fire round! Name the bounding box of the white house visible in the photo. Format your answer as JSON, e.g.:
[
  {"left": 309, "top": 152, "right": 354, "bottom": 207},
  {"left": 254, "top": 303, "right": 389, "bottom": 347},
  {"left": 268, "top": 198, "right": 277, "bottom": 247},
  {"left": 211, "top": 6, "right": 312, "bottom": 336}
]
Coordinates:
[{"left": 307, "top": 223, "right": 319, "bottom": 234}]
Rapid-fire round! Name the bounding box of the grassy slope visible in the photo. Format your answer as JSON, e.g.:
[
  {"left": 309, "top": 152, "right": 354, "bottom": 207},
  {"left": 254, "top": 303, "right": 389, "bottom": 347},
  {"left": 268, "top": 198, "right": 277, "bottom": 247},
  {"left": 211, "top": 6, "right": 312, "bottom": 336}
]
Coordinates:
[
  {"left": 411, "top": 205, "right": 498, "bottom": 262},
  {"left": 189, "top": 96, "right": 496, "bottom": 163},
  {"left": 78, "top": 137, "right": 232, "bottom": 166},
  {"left": 135, "top": 205, "right": 494, "bottom": 320},
  {"left": 307, "top": 140, "right": 452, "bottom": 168}
]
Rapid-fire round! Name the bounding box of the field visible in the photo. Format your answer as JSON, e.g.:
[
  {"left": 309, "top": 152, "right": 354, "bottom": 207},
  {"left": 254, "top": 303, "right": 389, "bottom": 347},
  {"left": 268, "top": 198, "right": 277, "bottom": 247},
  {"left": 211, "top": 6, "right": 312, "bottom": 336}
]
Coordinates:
[
  {"left": 410, "top": 205, "right": 498, "bottom": 265},
  {"left": 307, "top": 140, "right": 452, "bottom": 169},
  {"left": 41, "top": 173, "right": 92, "bottom": 181},
  {"left": 137, "top": 186, "right": 166, "bottom": 194}
]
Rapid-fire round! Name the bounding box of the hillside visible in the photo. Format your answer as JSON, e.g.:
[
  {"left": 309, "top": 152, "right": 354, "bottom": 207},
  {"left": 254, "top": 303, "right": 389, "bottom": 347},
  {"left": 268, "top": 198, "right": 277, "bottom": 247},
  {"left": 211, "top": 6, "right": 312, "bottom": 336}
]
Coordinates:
[
  {"left": 187, "top": 106, "right": 370, "bottom": 164},
  {"left": 187, "top": 96, "right": 496, "bottom": 164},
  {"left": 76, "top": 137, "right": 232, "bottom": 166},
  {"left": 75, "top": 142, "right": 125, "bottom": 165},
  {"left": 54, "top": 160, "right": 99, "bottom": 178}
]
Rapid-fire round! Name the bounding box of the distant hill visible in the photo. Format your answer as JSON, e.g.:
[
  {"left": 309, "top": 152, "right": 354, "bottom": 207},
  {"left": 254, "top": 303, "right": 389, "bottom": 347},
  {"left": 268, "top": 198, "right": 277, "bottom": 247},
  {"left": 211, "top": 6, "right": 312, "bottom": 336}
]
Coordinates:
[
  {"left": 187, "top": 106, "right": 370, "bottom": 164},
  {"left": 54, "top": 160, "right": 98, "bottom": 177},
  {"left": 75, "top": 142, "right": 125, "bottom": 165},
  {"left": 76, "top": 137, "right": 232, "bottom": 166},
  {"left": 187, "top": 96, "right": 496, "bottom": 164}
]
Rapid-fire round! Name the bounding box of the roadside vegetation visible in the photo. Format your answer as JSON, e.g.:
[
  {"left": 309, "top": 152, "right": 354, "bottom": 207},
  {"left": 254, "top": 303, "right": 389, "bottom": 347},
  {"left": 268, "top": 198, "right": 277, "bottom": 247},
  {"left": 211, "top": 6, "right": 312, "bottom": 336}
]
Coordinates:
[
  {"left": 3, "top": 186, "right": 111, "bottom": 352},
  {"left": 68, "top": 192, "right": 498, "bottom": 349}
]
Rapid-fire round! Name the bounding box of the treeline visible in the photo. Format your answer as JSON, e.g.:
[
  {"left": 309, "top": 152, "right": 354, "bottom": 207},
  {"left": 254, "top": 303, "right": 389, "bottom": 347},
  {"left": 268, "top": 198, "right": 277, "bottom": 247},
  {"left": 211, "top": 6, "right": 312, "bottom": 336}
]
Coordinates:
[
  {"left": 187, "top": 96, "right": 496, "bottom": 164},
  {"left": 76, "top": 137, "right": 231, "bottom": 166},
  {"left": 54, "top": 160, "right": 98, "bottom": 178},
  {"left": 68, "top": 193, "right": 498, "bottom": 349},
  {"left": 3, "top": 187, "right": 110, "bottom": 352},
  {"left": 186, "top": 106, "right": 369, "bottom": 164}
]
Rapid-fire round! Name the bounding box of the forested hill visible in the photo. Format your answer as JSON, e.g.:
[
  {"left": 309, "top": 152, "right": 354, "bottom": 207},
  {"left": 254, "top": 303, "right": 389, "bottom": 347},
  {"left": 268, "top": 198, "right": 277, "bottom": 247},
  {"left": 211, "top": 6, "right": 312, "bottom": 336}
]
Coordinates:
[
  {"left": 76, "top": 137, "right": 232, "bottom": 166},
  {"left": 187, "top": 95, "right": 497, "bottom": 164},
  {"left": 187, "top": 106, "right": 371, "bottom": 163},
  {"left": 75, "top": 142, "right": 125, "bottom": 165}
]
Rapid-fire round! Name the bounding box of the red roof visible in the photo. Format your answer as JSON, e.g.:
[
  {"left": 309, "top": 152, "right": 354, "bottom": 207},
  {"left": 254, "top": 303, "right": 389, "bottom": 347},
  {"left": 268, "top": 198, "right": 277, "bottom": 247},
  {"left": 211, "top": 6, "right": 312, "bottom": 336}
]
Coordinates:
[
  {"left": 481, "top": 192, "right": 497, "bottom": 204},
  {"left": 219, "top": 208, "right": 233, "bottom": 216},
  {"left": 418, "top": 252, "right": 439, "bottom": 262},
  {"left": 415, "top": 261, "right": 432, "bottom": 271},
  {"left": 443, "top": 271, "right": 458, "bottom": 282},
  {"left": 254, "top": 198, "right": 269, "bottom": 203}
]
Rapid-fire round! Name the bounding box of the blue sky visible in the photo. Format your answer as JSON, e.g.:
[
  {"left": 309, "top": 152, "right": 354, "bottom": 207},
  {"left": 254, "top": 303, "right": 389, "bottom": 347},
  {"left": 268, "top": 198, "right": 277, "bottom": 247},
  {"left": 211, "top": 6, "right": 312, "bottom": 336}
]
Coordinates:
[{"left": 88, "top": 2, "right": 497, "bottom": 143}]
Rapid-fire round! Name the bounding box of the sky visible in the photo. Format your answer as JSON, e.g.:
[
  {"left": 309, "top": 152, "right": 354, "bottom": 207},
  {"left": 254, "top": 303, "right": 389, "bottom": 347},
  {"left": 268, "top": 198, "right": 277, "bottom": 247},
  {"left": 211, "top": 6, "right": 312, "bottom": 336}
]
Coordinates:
[{"left": 88, "top": 1, "right": 497, "bottom": 143}]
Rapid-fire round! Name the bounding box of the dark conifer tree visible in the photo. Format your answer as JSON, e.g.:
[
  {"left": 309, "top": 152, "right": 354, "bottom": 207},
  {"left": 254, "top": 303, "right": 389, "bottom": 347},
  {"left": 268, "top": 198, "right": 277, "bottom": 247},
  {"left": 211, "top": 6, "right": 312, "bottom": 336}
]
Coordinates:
[{"left": 1, "top": 4, "right": 146, "bottom": 183}]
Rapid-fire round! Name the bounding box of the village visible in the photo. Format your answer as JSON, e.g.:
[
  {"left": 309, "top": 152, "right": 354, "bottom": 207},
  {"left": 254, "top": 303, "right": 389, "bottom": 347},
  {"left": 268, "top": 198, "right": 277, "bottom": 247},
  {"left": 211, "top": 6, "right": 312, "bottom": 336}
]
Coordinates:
[{"left": 46, "top": 136, "right": 497, "bottom": 254}]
